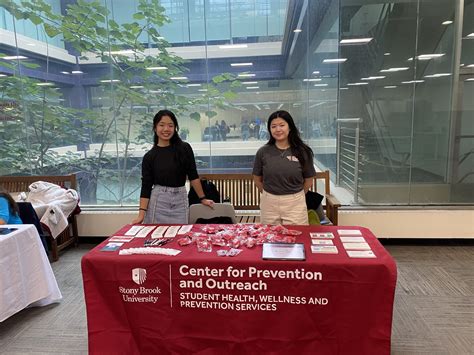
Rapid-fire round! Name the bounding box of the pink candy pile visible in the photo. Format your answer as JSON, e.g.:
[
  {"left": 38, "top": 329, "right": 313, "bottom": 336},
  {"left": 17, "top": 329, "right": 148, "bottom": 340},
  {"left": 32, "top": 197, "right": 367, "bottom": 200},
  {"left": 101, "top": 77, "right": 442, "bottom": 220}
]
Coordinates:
[{"left": 177, "top": 224, "right": 302, "bottom": 252}]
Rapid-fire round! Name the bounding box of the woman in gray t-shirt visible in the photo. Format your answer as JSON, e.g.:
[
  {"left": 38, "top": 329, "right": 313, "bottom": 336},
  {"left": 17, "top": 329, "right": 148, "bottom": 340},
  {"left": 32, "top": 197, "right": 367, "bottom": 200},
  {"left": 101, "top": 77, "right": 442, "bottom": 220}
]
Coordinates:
[{"left": 252, "top": 110, "right": 316, "bottom": 225}]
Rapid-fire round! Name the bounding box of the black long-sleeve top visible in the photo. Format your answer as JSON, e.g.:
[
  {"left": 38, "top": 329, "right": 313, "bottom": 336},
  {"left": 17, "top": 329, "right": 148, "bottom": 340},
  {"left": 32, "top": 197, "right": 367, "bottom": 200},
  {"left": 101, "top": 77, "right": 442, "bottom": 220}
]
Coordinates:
[{"left": 140, "top": 143, "right": 199, "bottom": 198}]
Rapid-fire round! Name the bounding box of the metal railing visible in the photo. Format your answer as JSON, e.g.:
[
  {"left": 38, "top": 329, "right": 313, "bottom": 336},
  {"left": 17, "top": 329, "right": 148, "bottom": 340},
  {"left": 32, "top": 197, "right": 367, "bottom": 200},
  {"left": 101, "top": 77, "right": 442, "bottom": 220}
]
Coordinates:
[{"left": 336, "top": 118, "right": 361, "bottom": 203}]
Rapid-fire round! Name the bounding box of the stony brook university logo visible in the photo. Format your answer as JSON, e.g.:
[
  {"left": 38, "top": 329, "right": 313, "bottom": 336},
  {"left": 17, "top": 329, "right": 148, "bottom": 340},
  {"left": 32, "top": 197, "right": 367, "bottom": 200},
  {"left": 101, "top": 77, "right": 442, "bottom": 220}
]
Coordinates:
[{"left": 132, "top": 268, "right": 147, "bottom": 285}]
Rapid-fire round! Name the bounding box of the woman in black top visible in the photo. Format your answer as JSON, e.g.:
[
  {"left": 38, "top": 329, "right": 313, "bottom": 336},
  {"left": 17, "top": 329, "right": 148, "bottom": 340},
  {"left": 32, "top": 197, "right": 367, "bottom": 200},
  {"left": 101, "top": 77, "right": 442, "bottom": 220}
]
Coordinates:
[{"left": 133, "top": 110, "right": 213, "bottom": 224}]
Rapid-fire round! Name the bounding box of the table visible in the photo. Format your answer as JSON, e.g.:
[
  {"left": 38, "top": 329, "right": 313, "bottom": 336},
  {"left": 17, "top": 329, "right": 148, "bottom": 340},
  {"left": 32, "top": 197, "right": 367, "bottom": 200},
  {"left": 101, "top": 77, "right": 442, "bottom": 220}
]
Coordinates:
[
  {"left": 0, "top": 224, "right": 62, "bottom": 322},
  {"left": 82, "top": 225, "right": 397, "bottom": 355}
]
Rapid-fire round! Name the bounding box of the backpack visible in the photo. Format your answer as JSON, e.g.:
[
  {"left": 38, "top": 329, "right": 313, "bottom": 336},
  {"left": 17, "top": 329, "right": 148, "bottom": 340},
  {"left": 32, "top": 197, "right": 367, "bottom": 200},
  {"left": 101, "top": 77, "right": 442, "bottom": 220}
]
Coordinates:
[{"left": 188, "top": 178, "right": 221, "bottom": 205}]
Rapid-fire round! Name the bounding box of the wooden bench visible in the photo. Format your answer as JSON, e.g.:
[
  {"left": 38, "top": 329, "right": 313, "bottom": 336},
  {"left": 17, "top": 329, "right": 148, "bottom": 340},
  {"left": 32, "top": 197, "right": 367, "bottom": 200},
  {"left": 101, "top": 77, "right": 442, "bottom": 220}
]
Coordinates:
[
  {"left": 0, "top": 174, "right": 79, "bottom": 262},
  {"left": 199, "top": 170, "right": 341, "bottom": 225}
]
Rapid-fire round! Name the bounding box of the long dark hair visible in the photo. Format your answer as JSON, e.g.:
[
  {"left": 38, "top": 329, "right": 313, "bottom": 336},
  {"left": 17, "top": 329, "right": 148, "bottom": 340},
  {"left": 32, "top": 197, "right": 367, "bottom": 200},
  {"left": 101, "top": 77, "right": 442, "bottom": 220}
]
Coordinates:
[
  {"left": 266, "top": 110, "right": 314, "bottom": 166},
  {"left": 152, "top": 109, "right": 187, "bottom": 169},
  {"left": 0, "top": 188, "right": 19, "bottom": 215}
]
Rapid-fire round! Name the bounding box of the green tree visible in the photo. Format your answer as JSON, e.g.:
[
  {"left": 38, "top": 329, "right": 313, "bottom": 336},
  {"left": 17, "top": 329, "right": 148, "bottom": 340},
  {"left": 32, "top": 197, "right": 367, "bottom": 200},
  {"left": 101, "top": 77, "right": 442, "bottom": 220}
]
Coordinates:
[{"left": 1, "top": 0, "right": 240, "bottom": 204}]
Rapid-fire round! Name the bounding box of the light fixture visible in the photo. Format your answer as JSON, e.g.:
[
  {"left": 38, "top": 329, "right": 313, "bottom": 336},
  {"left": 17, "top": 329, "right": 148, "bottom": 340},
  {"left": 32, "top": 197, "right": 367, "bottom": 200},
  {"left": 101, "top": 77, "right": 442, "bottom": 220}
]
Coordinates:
[
  {"left": 100, "top": 79, "right": 120, "bottom": 83},
  {"left": 187, "top": 83, "right": 201, "bottom": 87},
  {"left": 293, "top": 29, "right": 302, "bottom": 33},
  {"left": 61, "top": 71, "right": 70, "bottom": 75},
  {"left": 347, "top": 82, "right": 369, "bottom": 86},
  {"left": 170, "top": 76, "right": 188, "bottom": 80},
  {"left": 380, "top": 67, "right": 410, "bottom": 72},
  {"left": 312, "top": 71, "right": 320, "bottom": 74},
  {"left": 246, "top": 86, "right": 259, "bottom": 89},
  {"left": 198, "top": 89, "right": 208, "bottom": 92},
  {"left": 71, "top": 70, "right": 83, "bottom": 74},
  {"left": 218, "top": 44, "right": 248, "bottom": 49},
  {"left": 242, "top": 81, "right": 258, "bottom": 85},
  {"left": 384, "top": 86, "right": 397, "bottom": 89},
  {"left": 146, "top": 66, "right": 167, "bottom": 70},
  {"left": 309, "top": 102, "right": 326, "bottom": 108},
  {"left": 0, "top": 74, "right": 7, "bottom": 77},
  {"left": 313, "top": 84, "right": 328, "bottom": 87},
  {"left": 2, "top": 56, "right": 28, "bottom": 60},
  {"left": 361, "top": 76, "right": 386, "bottom": 80},
  {"left": 36, "top": 82, "right": 54, "bottom": 86},
  {"left": 130, "top": 85, "right": 144, "bottom": 89},
  {"left": 466, "top": 33, "right": 474, "bottom": 37},
  {"left": 384, "top": 52, "right": 391, "bottom": 56},
  {"left": 465, "top": 78, "right": 474, "bottom": 81},
  {"left": 231, "top": 62, "right": 253, "bottom": 67},
  {"left": 424, "top": 73, "right": 451, "bottom": 78},
  {"left": 340, "top": 38, "right": 372, "bottom": 44},
  {"left": 414, "top": 54, "right": 445, "bottom": 60},
  {"left": 340, "top": 87, "right": 349, "bottom": 90},
  {"left": 238, "top": 73, "right": 256, "bottom": 78},
  {"left": 303, "top": 78, "right": 322, "bottom": 82},
  {"left": 402, "top": 80, "right": 424, "bottom": 84},
  {"left": 442, "top": 20, "right": 453, "bottom": 25},
  {"left": 323, "top": 58, "right": 347, "bottom": 63},
  {"left": 466, "top": 64, "right": 474, "bottom": 68}
]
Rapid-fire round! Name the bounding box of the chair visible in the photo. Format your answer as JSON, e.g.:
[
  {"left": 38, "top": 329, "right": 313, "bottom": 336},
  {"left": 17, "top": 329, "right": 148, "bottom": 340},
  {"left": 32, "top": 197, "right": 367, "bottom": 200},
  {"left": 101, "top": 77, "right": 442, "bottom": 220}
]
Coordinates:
[
  {"left": 17, "top": 202, "right": 48, "bottom": 255},
  {"left": 189, "top": 203, "right": 237, "bottom": 224}
]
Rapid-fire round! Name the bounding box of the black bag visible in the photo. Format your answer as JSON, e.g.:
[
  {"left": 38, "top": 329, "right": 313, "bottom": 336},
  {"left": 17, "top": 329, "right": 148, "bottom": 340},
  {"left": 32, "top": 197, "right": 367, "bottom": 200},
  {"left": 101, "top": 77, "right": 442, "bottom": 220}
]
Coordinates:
[
  {"left": 305, "top": 191, "right": 324, "bottom": 210},
  {"left": 188, "top": 178, "right": 221, "bottom": 205},
  {"left": 195, "top": 216, "right": 233, "bottom": 224}
]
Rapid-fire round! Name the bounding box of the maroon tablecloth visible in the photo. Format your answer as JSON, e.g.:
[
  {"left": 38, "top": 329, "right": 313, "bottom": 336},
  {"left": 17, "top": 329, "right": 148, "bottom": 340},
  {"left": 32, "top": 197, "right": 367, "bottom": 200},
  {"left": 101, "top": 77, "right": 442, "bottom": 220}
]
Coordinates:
[{"left": 82, "top": 225, "right": 397, "bottom": 355}]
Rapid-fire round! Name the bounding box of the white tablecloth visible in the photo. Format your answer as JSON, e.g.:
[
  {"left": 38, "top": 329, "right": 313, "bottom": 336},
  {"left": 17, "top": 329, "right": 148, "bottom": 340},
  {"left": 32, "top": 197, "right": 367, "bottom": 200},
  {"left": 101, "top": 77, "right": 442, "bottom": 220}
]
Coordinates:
[{"left": 0, "top": 224, "right": 62, "bottom": 322}]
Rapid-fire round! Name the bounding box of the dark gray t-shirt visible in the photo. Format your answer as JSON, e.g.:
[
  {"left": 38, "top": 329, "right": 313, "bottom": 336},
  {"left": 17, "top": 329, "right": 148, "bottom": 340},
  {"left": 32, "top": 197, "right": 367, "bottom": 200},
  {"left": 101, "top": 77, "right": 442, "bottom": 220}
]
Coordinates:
[{"left": 252, "top": 144, "right": 316, "bottom": 195}]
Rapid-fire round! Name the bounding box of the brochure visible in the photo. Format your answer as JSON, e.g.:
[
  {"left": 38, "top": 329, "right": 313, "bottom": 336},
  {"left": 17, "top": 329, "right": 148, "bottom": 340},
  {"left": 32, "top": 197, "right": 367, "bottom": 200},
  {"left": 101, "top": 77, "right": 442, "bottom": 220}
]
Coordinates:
[
  {"left": 164, "top": 225, "right": 180, "bottom": 238},
  {"left": 340, "top": 236, "right": 365, "bottom": 243},
  {"left": 311, "top": 245, "right": 338, "bottom": 254},
  {"left": 342, "top": 242, "right": 371, "bottom": 250},
  {"left": 100, "top": 242, "right": 124, "bottom": 251},
  {"left": 310, "top": 232, "right": 335, "bottom": 239},
  {"left": 346, "top": 250, "right": 376, "bottom": 258},
  {"left": 177, "top": 225, "right": 193, "bottom": 234},
  {"left": 311, "top": 239, "right": 334, "bottom": 245},
  {"left": 151, "top": 225, "right": 169, "bottom": 238},
  {"left": 109, "top": 236, "right": 134, "bottom": 242},
  {"left": 135, "top": 226, "right": 156, "bottom": 238},
  {"left": 125, "top": 225, "right": 144, "bottom": 236},
  {"left": 262, "top": 243, "right": 306, "bottom": 261},
  {"left": 337, "top": 229, "right": 362, "bottom": 236}
]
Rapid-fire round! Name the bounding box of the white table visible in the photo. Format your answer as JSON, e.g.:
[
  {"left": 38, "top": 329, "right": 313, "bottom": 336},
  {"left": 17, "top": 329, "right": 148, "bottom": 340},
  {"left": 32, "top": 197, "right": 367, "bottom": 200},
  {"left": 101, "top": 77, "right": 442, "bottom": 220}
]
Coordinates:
[{"left": 0, "top": 224, "right": 62, "bottom": 322}]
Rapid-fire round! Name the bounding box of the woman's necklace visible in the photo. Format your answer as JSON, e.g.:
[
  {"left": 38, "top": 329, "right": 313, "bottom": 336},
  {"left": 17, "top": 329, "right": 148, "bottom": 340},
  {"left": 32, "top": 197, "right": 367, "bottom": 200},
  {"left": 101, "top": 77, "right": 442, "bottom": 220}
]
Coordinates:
[{"left": 276, "top": 145, "right": 290, "bottom": 158}]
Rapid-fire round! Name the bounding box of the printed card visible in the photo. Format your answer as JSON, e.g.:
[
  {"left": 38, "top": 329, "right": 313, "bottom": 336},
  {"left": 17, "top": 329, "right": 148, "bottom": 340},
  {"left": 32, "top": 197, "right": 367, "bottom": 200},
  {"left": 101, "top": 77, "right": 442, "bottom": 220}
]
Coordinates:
[
  {"left": 109, "top": 236, "right": 134, "bottom": 242},
  {"left": 337, "top": 229, "right": 362, "bottom": 236},
  {"left": 151, "top": 226, "right": 169, "bottom": 238},
  {"left": 135, "top": 226, "right": 156, "bottom": 238},
  {"left": 177, "top": 225, "right": 193, "bottom": 234},
  {"left": 346, "top": 250, "right": 376, "bottom": 258},
  {"left": 124, "top": 225, "right": 144, "bottom": 236},
  {"left": 100, "top": 242, "right": 123, "bottom": 251},
  {"left": 164, "top": 225, "right": 180, "bottom": 238},
  {"left": 311, "top": 245, "right": 338, "bottom": 254},
  {"left": 310, "top": 232, "right": 335, "bottom": 239},
  {"left": 311, "top": 239, "right": 334, "bottom": 245},
  {"left": 342, "top": 242, "right": 371, "bottom": 250},
  {"left": 340, "top": 236, "right": 365, "bottom": 243}
]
